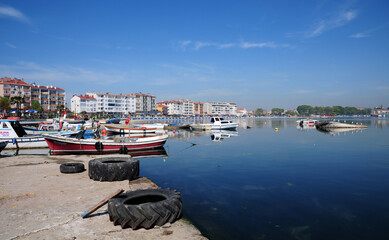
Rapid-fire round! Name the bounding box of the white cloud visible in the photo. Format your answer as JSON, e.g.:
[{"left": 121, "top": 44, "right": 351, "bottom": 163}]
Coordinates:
[
  {"left": 5, "top": 42, "right": 16, "bottom": 48},
  {"left": 350, "top": 33, "right": 368, "bottom": 38},
  {"left": 239, "top": 41, "right": 277, "bottom": 49},
  {"left": 0, "top": 5, "right": 30, "bottom": 23},
  {"left": 307, "top": 10, "right": 358, "bottom": 38},
  {"left": 194, "top": 41, "right": 212, "bottom": 51},
  {"left": 0, "top": 61, "right": 126, "bottom": 86},
  {"left": 176, "top": 40, "right": 290, "bottom": 51}
]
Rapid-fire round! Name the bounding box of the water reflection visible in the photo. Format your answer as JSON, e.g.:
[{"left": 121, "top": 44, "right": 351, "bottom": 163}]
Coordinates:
[{"left": 210, "top": 130, "right": 239, "bottom": 142}]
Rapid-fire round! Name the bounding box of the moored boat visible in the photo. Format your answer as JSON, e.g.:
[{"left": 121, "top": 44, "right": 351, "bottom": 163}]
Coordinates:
[
  {"left": 43, "top": 134, "right": 168, "bottom": 155},
  {"left": 316, "top": 121, "right": 368, "bottom": 129},
  {"left": 104, "top": 124, "right": 157, "bottom": 134},
  {"left": 0, "top": 120, "right": 48, "bottom": 149}
]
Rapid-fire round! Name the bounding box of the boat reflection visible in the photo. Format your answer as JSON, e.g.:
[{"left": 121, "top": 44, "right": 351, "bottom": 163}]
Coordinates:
[
  {"left": 210, "top": 130, "right": 239, "bottom": 142},
  {"left": 127, "top": 147, "right": 167, "bottom": 159}
]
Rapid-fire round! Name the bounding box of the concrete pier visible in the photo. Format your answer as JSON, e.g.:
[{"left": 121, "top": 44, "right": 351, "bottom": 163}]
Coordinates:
[{"left": 0, "top": 154, "right": 207, "bottom": 240}]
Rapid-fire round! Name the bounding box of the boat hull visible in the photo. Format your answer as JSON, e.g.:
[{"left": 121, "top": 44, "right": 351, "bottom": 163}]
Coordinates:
[
  {"left": 105, "top": 125, "right": 157, "bottom": 134},
  {"left": 44, "top": 134, "right": 168, "bottom": 155},
  {"left": 1, "top": 136, "right": 48, "bottom": 149},
  {"left": 211, "top": 123, "right": 239, "bottom": 130}
]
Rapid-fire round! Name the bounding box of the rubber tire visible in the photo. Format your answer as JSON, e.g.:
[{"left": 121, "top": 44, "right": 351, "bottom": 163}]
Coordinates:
[
  {"left": 108, "top": 188, "right": 182, "bottom": 229},
  {"left": 88, "top": 157, "right": 139, "bottom": 182},
  {"left": 60, "top": 163, "right": 85, "bottom": 174}
]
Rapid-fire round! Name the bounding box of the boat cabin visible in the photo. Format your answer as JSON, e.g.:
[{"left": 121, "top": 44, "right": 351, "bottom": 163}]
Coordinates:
[{"left": 0, "top": 120, "right": 28, "bottom": 138}]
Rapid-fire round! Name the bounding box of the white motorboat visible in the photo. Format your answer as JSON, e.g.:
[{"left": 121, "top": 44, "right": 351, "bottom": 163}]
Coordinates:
[
  {"left": 210, "top": 117, "right": 238, "bottom": 130},
  {"left": 190, "top": 117, "right": 238, "bottom": 131},
  {"left": 297, "top": 119, "right": 317, "bottom": 127},
  {"left": 0, "top": 120, "right": 47, "bottom": 149}
]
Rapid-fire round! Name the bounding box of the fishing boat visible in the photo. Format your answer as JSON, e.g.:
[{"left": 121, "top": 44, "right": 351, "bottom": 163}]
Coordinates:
[
  {"left": 104, "top": 124, "right": 157, "bottom": 134},
  {"left": 43, "top": 133, "right": 168, "bottom": 155}
]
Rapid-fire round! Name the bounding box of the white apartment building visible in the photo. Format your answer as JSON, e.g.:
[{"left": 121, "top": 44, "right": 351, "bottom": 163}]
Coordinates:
[
  {"left": 204, "top": 101, "right": 238, "bottom": 116},
  {"left": 135, "top": 93, "right": 156, "bottom": 114},
  {"left": 158, "top": 99, "right": 194, "bottom": 116},
  {"left": 86, "top": 92, "right": 136, "bottom": 114},
  {"left": 71, "top": 95, "right": 97, "bottom": 114}
]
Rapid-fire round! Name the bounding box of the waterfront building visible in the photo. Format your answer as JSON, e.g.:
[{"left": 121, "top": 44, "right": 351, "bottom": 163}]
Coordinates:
[
  {"left": 204, "top": 101, "right": 238, "bottom": 116},
  {"left": 135, "top": 93, "right": 157, "bottom": 115},
  {"left": 158, "top": 99, "right": 194, "bottom": 116},
  {"left": 157, "top": 104, "right": 168, "bottom": 115},
  {"left": 0, "top": 77, "right": 31, "bottom": 110},
  {"left": 193, "top": 102, "right": 204, "bottom": 116},
  {"left": 30, "top": 83, "right": 66, "bottom": 112},
  {"left": 85, "top": 92, "right": 136, "bottom": 115},
  {"left": 237, "top": 108, "right": 248, "bottom": 117},
  {"left": 0, "top": 77, "right": 65, "bottom": 113},
  {"left": 158, "top": 100, "right": 183, "bottom": 116},
  {"left": 70, "top": 95, "right": 97, "bottom": 114}
]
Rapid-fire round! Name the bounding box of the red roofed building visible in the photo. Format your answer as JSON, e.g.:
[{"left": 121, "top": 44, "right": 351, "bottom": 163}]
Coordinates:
[
  {"left": 0, "top": 77, "right": 66, "bottom": 113},
  {"left": 71, "top": 95, "right": 96, "bottom": 114},
  {"left": 30, "top": 83, "right": 66, "bottom": 112},
  {"left": 0, "top": 77, "right": 31, "bottom": 110}
]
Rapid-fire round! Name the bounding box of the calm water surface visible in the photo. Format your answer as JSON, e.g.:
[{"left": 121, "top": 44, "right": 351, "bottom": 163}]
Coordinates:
[{"left": 139, "top": 118, "right": 389, "bottom": 240}]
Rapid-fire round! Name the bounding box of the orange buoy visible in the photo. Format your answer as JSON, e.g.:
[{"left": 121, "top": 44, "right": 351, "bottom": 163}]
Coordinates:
[{"left": 102, "top": 129, "right": 106, "bottom": 136}]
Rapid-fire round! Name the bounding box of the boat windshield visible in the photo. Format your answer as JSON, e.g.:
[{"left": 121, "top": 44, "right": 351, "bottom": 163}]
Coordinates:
[{"left": 10, "top": 121, "right": 27, "bottom": 137}]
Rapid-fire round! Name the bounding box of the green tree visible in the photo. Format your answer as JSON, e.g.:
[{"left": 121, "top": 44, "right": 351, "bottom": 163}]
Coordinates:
[
  {"left": 0, "top": 97, "right": 10, "bottom": 111},
  {"left": 297, "top": 105, "right": 313, "bottom": 116},
  {"left": 271, "top": 108, "right": 284, "bottom": 116},
  {"left": 10, "top": 96, "right": 25, "bottom": 117},
  {"left": 255, "top": 108, "right": 264, "bottom": 116},
  {"left": 31, "top": 100, "right": 43, "bottom": 112}
]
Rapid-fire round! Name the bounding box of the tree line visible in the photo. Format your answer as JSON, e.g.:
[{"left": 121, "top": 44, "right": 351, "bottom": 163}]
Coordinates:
[
  {"left": 255, "top": 105, "right": 372, "bottom": 116},
  {"left": 296, "top": 105, "right": 371, "bottom": 116}
]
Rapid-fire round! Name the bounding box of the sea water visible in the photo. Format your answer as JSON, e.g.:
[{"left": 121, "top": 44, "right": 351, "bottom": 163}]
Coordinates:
[{"left": 139, "top": 118, "right": 389, "bottom": 240}]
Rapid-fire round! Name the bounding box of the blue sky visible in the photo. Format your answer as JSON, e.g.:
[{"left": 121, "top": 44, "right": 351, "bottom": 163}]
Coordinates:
[{"left": 0, "top": 0, "right": 388, "bottom": 110}]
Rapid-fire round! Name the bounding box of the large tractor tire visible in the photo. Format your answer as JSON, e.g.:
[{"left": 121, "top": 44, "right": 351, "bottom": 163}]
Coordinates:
[
  {"left": 108, "top": 188, "right": 182, "bottom": 229},
  {"left": 88, "top": 157, "right": 139, "bottom": 181}
]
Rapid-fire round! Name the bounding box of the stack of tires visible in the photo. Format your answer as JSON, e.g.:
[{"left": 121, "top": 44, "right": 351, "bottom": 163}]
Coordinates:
[
  {"left": 108, "top": 188, "right": 182, "bottom": 229},
  {"left": 88, "top": 157, "right": 139, "bottom": 181}
]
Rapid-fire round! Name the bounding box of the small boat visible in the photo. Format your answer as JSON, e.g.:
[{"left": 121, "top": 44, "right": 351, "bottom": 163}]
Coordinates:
[
  {"left": 316, "top": 121, "right": 368, "bottom": 129},
  {"left": 297, "top": 119, "right": 317, "bottom": 127},
  {"left": 104, "top": 124, "right": 157, "bottom": 134},
  {"left": 43, "top": 134, "right": 168, "bottom": 155},
  {"left": 0, "top": 120, "right": 47, "bottom": 149},
  {"left": 210, "top": 117, "right": 238, "bottom": 130},
  {"left": 0, "top": 140, "right": 8, "bottom": 153},
  {"left": 134, "top": 123, "right": 167, "bottom": 130},
  {"left": 190, "top": 117, "right": 238, "bottom": 131}
]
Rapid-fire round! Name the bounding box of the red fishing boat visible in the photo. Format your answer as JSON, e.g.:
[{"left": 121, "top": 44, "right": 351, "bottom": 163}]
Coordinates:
[{"left": 43, "top": 134, "right": 168, "bottom": 155}]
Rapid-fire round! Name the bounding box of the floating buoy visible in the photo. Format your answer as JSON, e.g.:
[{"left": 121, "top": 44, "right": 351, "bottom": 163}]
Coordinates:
[
  {"left": 102, "top": 129, "right": 106, "bottom": 136},
  {"left": 275, "top": 128, "right": 279, "bottom": 131}
]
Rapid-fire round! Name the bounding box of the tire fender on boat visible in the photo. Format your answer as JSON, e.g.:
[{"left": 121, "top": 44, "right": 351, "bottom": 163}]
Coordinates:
[
  {"left": 95, "top": 141, "right": 104, "bottom": 152},
  {"left": 119, "top": 146, "right": 128, "bottom": 154}
]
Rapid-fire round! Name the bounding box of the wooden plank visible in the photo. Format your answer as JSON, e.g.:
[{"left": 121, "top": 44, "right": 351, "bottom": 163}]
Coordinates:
[{"left": 81, "top": 189, "right": 124, "bottom": 218}]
